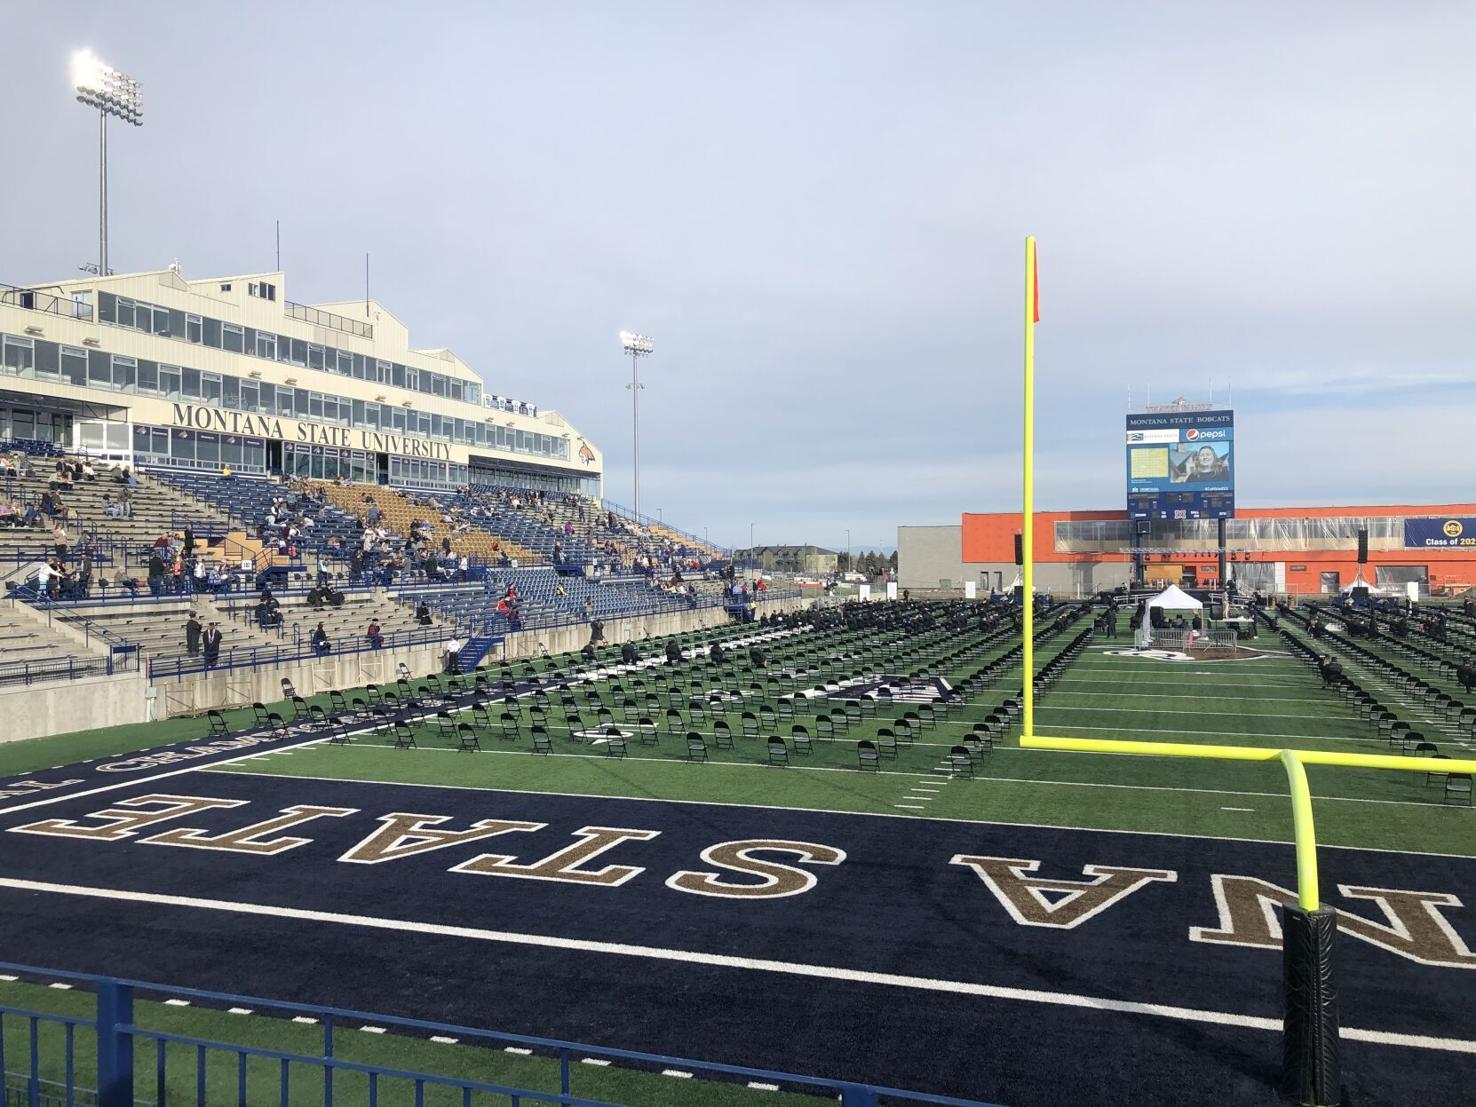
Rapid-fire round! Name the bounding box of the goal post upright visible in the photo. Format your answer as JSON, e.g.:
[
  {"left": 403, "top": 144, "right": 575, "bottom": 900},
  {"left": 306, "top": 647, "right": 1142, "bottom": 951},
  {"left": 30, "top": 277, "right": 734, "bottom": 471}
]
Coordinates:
[{"left": 1022, "top": 236, "right": 1037, "bottom": 741}]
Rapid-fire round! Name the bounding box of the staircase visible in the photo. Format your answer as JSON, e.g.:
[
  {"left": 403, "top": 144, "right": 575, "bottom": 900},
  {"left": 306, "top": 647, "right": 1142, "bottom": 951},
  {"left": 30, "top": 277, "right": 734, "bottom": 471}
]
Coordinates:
[{"left": 457, "top": 635, "right": 502, "bottom": 670}]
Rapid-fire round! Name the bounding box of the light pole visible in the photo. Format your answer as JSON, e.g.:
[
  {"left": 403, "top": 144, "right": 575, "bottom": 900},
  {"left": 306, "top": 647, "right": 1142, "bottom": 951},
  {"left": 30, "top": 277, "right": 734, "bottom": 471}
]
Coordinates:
[
  {"left": 749, "top": 522, "right": 755, "bottom": 569},
  {"left": 845, "top": 529, "right": 851, "bottom": 573},
  {"left": 619, "top": 331, "right": 653, "bottom": 519},
  {"left": 73, "top": 50, "right": 142, "bottom": 280}
]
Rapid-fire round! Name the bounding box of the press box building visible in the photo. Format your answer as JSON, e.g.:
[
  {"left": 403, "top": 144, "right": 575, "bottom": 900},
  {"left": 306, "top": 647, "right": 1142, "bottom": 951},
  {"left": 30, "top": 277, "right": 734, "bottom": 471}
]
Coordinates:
[{"left": 0, "top": 267, "right": 603, "bottom": 493}]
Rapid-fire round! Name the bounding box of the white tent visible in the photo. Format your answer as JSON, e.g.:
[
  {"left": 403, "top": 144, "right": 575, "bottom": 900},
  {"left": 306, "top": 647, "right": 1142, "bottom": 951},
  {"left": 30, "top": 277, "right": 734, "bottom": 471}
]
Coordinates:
[{"left": 1146, "top": 584, "right": 1203, "bottom": 610}]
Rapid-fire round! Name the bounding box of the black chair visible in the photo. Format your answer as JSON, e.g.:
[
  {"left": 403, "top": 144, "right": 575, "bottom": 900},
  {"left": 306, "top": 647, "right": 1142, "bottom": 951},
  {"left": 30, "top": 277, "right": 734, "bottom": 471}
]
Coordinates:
[
  {"left": 206, "top": 710, "right": 229, "bottom": 738},
  {"left": 328, "top": 690, "right": 349, "bottom": 716},
  {"left": 530, "top": 726, "right": 552, "bottom": 754},
  {"left": 767, "top": 736, "right": 790, "bottom": 767},
  {"left": 948, "top": 745, "right": 975, "bottom": 779},
  {"left": 686, "top": 733, "right": 708, "bottom": 762},
  {"left": 252, "top": 702, "right": 272, "bottom": 729},
  {"left": 1446, "top": 773, "right": 1473, "bottom": 806},
  {"left": 392, "top": 721, "right": 417, "bottom": 749},
  {"left": 454, "top": 723, "right": 482, "bottom": 752},
  {"left": 712, "top": 721, "right": 735, "bottom": 749},
  {"left": 603, "top": 727, "right": 628, "bottom": 758},
  {"left": 499, "top": 712, "right": 521, "bottom": 741},
  {"left": 790, "top": 725, "right": 812, "bottom": 755},
  {"left": 856, "top": 740, "right": 879, "bottom": 771},
  {"left": 876, "top": 728, "right": 897, "bottom": 759},
  {"left": 436, "top": 710, "right": 458, "bottom": 743}
]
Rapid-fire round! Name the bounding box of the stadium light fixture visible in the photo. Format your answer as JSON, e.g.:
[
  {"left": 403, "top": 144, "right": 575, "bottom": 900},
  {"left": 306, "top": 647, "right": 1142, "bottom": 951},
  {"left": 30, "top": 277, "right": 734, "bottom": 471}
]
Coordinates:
[
  {"left": 619, "top": 331, "right": 653, "bottom": 518},
  {"left": 72, "top": 49, "right": 142, "bottom": 280}
]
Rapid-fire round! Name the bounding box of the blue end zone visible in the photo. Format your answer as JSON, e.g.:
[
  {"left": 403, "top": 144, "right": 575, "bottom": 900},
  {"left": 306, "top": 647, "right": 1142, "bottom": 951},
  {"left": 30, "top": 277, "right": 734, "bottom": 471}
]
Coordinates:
[{"left": 0, "top": 771, "right": 1472, "bottom": 1105}]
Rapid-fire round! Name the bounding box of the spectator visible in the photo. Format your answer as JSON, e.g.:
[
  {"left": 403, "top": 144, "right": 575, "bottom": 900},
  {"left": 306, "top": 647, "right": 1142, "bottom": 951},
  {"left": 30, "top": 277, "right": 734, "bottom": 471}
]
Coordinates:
[
  {"left": 119, "top": 487, "right": 134, "bottom": 518},
  {"left": 444, "top": 635, "right": 464, "bottom": 674},
  {"left": 147, "top": 551, "right": 166, "bottom": 597},
  {"left": 311, "top": 622, "right": 332, "bottom": 656},
  {"left": 202, "top": 622, "right": 223, "bottom": 669},
  {"left": 366, "top": 620, "right": 384, "bottom": 649},
  {"left": 416, "top": 601, "right": 432, "bottom": 626},
  {"left": 184, "top": 611, "right": 202, "bottom": 657}
]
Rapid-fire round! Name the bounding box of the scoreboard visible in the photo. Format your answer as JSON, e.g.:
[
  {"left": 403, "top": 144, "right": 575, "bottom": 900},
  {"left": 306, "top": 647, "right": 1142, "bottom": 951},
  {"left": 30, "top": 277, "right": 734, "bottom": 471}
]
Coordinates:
[{"left": 1126, "top": 409, "right": 1235, "bottom": 520}]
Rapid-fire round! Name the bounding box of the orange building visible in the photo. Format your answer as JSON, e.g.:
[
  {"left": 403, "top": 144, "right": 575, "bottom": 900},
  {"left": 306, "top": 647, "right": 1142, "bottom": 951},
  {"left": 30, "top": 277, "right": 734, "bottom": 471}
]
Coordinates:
[{"left": 898, "top": 505, "right": 1476, "bottom": 597}]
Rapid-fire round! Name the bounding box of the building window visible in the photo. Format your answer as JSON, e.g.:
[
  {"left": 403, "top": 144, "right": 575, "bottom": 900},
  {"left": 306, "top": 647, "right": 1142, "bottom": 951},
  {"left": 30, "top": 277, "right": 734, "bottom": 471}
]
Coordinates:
[
  {"left": 219, "top": 283, "right": 232, "bottom": 292},
  {"left": 186, "top": 314, "right": 203, "bottom": 343},
  {"left": 1, "top": 335, "right": 34, "bottom": 373},
  {"left": 255, "top": 331, "right": 276, "bottom": 359},
  {"left": 247, "top": 281, "right": 276, "bottom": 301},
  {"left": 222, "top": 323, "right": 245, "bottom": 354}
]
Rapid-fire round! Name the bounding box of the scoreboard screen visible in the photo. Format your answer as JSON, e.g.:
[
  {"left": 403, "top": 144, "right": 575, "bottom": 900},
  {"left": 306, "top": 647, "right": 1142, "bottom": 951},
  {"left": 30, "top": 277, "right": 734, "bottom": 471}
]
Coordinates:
[{"left": 1126, "top": 410, "right": 1235, "bottom": 520}]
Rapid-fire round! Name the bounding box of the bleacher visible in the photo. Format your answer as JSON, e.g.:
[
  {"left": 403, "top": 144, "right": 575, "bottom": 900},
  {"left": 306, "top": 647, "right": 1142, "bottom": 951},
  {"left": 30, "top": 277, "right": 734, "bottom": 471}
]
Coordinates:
[
  {"left": 0, "top": 604, "right": 114, "bottom": 686},
  {"left": 151, "top": 471, "right": 364, "bottom": 559},
  {"left": 1, "top": 454, "right": 231, "bottom": 568}
]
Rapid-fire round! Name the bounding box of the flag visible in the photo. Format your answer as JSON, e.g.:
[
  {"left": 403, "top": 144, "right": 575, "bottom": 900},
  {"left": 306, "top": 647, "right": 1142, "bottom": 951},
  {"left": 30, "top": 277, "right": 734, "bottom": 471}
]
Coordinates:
[{"left": 1027, "top": 238, "right": 1040, "bottom": 324}]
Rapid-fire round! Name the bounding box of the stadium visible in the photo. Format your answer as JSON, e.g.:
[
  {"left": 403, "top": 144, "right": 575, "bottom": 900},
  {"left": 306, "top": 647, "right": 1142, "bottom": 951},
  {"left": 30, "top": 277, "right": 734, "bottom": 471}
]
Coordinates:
[{"left": 3, "top": 10, "right": 1475, "bottom": 1107}]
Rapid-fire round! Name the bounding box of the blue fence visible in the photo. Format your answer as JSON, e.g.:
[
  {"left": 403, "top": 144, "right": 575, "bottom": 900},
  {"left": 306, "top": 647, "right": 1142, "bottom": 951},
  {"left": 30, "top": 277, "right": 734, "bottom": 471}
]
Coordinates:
[{"left": 0, "top": 961, "right": 998, "bottom": 1107}]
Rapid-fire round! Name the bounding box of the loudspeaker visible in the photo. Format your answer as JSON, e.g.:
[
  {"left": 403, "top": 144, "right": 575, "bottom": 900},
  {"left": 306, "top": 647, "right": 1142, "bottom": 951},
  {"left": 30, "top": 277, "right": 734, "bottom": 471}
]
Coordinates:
[
  {"left": 1357, "top": 529, "right": 1368, "bottom": 564},
  {"left": 1014, "top": 533, "right": 1023, "bottom": 566}
]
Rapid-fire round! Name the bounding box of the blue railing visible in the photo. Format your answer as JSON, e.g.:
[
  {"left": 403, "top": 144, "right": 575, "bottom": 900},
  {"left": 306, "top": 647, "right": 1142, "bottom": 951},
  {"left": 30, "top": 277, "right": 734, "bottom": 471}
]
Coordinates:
[{"left": 0, "top": 960, "right": 998, "bottom": 1107}]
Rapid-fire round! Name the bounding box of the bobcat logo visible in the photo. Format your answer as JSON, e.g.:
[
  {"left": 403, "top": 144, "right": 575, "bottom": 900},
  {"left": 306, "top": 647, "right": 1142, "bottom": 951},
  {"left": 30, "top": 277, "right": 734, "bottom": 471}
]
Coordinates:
[
  {"left": 577, "top": 439, "right": 596, "bottom": 466},
  {"left": 1444, "top": 519, "right": 1463, "bottom": 539}
]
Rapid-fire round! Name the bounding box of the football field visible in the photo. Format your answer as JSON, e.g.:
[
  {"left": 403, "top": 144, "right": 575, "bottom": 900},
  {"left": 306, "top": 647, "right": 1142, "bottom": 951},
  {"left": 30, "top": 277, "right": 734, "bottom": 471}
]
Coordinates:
[{"left": 2, "top": 604, "right": 1473, "bottom": 1106}]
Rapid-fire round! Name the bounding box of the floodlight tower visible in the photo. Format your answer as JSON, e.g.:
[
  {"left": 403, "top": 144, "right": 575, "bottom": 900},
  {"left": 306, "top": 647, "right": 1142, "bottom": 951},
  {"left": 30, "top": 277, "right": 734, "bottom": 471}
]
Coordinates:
[
  {"left": 72, "top": 50, "right": 143, "bottom": 279},
  {"left": 619, "top": 331, "right": 653, "bottom": 519}
]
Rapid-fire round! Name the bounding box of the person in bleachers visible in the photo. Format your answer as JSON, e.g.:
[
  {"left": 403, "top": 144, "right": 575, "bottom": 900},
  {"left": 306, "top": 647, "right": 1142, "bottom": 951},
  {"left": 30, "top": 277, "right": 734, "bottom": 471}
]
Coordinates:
[
  {"left": 307, "top": 585, "right": 325, "bottom": 609},
  {"left": 0, "top": 499, "right": 19, "bottom": 528},
  {"left": 311, "top": 622, "right": 332, "bottom": 656},
  {"left": 147, "top": 551, "right": 166, "bottom": 597},
  {"left": 184, "top": 612, "right": 202, "bottom": 658},
  {"left": 415, "top": 600, "right": 433, "bottom": 626},
  {"left": 366, "top": 620, "right": 384, "bottom": 649},
  {"left": 80, "top": 460, "right": 98, "bottom": 481},
  {"left": 202, "top": 622, "right": 222, "bottom": 669}
]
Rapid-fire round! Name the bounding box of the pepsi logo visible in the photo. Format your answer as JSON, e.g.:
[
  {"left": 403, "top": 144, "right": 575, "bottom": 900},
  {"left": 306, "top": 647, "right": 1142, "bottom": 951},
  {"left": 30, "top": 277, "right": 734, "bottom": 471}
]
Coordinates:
[{"left": 1185, "top": 428, "right": 1200, "bottom": 441}]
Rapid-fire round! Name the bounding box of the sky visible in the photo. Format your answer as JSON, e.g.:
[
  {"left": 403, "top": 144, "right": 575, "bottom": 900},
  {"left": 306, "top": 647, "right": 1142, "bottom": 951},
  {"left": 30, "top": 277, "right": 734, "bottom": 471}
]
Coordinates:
[{"left": 5, "top": 2, "right": 1474, "bottom": 551}]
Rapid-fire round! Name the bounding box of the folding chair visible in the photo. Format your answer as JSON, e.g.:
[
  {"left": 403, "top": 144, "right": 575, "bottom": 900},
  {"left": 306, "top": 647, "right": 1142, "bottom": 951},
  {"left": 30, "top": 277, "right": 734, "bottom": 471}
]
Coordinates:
[
  {"left": 252, "top": 702, "right": 272, "bottom": 729},
  {"left": 206, "top": 710, "right": 230, "bottom": 738},
  {"left": 455, "top": 723, "right": 482, "bottom": 752},
  {"left": 790, "top": 725, "right": 812, "bottom": 755},
  {"left": 280, "top": 677, "right": 297, "bottom": 700},
  {"left": 530, "top": 725, "right": 552, "bottom": 754},
  {"left": 328, "top": 720, "right": 353, "bottom": 746},
  {"left": 876, "top": 728, "right": 898, "bottom": 759},
  {"left": 815, "top": 714, "right": 835, "bottom": 741},
  {"left": 856, "top": 740, "right": 879, "bottom": 771},
  {"left": 712, "top": 721, "right": 735, "bottom": 749},
  {"left": 685, "top": 733, "right": 709, "bottom": 762},
  {"left": 1446, "top": 773, "right": 1473, "bottom": 806},
  {"left": 635, "top": 718, "right": 659, "bottom": 746},
  {"left": 741, "top": 711, "right": 760, "bottom": 737},
  {"left": 392, "top": 721, "right": 417, "bottom": 749},
  {"left": 767, "top": 736, "right": 790, "bottom": 767},
  {"left": 948, "top": 745, "right": 975, "bottom": 779},
  {"left": 435, "top": 711, "right": 459, "bottom": 743},
  {"left": 499, "top": 712, "right": 521, "bottom": 741},
  {"left": 603, "top": 727, "right": 628, "bottom": 758}
]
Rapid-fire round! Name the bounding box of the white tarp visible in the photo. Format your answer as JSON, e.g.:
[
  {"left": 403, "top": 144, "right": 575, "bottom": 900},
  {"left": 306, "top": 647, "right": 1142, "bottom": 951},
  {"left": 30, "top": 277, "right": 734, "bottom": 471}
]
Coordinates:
[{"left": 1146, "top": 584, "right": 1203, "bottom": 611}]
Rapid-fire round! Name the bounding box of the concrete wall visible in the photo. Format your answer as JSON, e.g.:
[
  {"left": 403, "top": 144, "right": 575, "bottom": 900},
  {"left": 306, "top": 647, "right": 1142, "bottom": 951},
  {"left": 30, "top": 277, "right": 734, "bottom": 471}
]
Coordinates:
[
  {"left": 0, "top": 669, "right": 150, "bottom": 744},
  {"left": 897, "top": 526, "right": 965, "bottom": 590}
]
